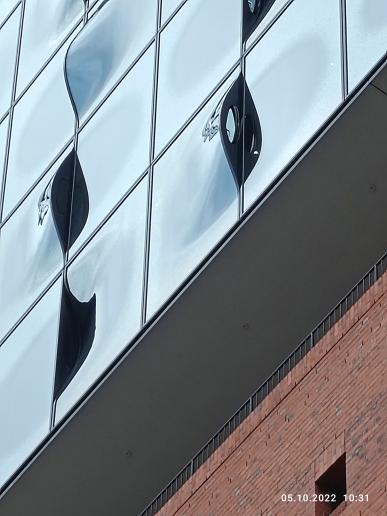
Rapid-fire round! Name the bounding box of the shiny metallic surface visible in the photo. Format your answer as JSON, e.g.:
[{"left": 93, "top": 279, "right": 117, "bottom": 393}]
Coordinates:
[
  {"left": 0, "top": 280, "right": 61, "bottom": 488},
  {"left": 0, "top": 153, "right": 67, "bottom": 341},
  {"left": 16, "top": 0, "right": 83, "bottom": 96},
  {"left": 71, "top": 45, "right": 154, "bottom": 255},
  {"left": 155, "top": 0, "right": 240, "bottom": 154},
  {"left": 3, "top": 46, "right": 75, "bottom": 217},
  {"left": 65, "top": 0, "right": 157, "bottom": 120},
  {"left": 244, "top": 0, "right": 342, "bottom": 209},
  {"left": 0, "top": 117, "right": 8, "bottom": 174},
  {"left": 161, "top": 0, "right": 181, "bottom": 22},
  {"left": 0, "top": 7, "right": 20, "bottom": 117},
  {"left": 0, "top": 1, "right": 19, "bottom": 25},
  {"left": 245, "top": 0, "right": 290, "bottom": 47},
  {"left": 147, "top": 74, "right": 239, "bottom": 317},
  {"left": 55, "top": 177, "right": 147, "bottom": 422}
]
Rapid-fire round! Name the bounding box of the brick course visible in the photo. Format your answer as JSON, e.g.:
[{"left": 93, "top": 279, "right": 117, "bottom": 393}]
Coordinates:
[{"left": 157, "top": 273, "right": 387, "bottom": 516}]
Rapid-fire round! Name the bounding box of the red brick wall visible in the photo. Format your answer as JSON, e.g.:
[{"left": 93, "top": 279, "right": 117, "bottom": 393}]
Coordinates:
[{"left": 158, "top": 273, "right": 387, "bottom": 516}]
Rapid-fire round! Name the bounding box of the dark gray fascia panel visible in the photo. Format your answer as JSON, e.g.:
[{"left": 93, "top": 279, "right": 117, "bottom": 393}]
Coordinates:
[{"left": 373, "top": 63, "right": 387, "bottom": 95}]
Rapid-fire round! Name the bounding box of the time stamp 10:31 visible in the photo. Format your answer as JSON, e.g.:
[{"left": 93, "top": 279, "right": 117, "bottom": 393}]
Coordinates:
[{"left": 281, "top": 494, "right": 369, "bottom": 503}]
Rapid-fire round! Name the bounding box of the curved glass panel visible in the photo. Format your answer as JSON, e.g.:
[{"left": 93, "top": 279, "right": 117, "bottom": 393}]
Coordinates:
[
  {"left": 0, "top": 116, "right": 8, "bottom": 181},
  {"left": 347, "top": 0, "right": 387, "bottom": 91},
  {"left": 161, "top": 0, "right": 184, "bottom": 23},
  {"left": 246, "top": 0, "right": 291, "bottom": 48},
  {"left": 244, "top": 0, "right": 342, "bottom": 209},
  {"left": 4, "top": 45, "right": 75, "bottom": 217},
  {"left": 0, "top": 151, "right": 67, "bottom": 341},
  {"left": 0, "top": 1, "right": 18, "bottom": 25},
  {"left": 0, "top": 279, "right": 61, "bottom": 488},
  {"left": 155, "top": 0, "right": 241, "bottom": 155},
  {"left": 147, "top": 74, "right": 239, "bottom": 318},
  {"left": 55, "top": 177, "right": 147, "bottom": 422},
  {"left": 71, "top": 44, "right": 154, "bottom": 256},
  {"left": 0, "top": 7, "right": 20, "bottom": 118},
  {"left": 16, "top": 0, "right": 83, "bottom": 96},
  {"left": 66, "top": 0, "right": 157, "bottom": 120}
]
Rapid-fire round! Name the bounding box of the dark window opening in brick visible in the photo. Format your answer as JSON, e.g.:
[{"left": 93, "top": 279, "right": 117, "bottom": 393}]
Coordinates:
[{"left": 315, "top": 453, "right": 346, "bottom": 515}]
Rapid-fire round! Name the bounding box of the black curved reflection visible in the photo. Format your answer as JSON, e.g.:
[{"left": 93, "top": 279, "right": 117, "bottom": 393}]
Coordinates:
[
  {"left": 51, "top": 150, "right": 96, "bottom": 402},
  {"left": 48, "top": 3, "right": 101, "bottom": 407},
  {"left": 243, "top": 0, "right": 276, "bottom": 43},
  {"left": 68, "top": 152, "right": 89, "bottom": 249},
  {"left": 54, "top": 280, "right": 96, "bottom": 400},
  {"left": 49, "top": 148, "right": 95, "bottom": 402},
  {"left": 50, "top": 149, "right": 89, "bottom": 254},
  {"left": 219, "top": 73, "right": 262, "bottom": 187}
]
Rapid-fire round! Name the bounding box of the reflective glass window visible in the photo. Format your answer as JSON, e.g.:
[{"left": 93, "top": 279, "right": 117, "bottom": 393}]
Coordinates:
[
  {"left": 0, "top": 280, "right": 61, "bottom": 488},
  {"left": 245, "top": 0, "right": 291, "bottom": 48},
  {"left": 55, "top": 177, "right": 147, "bottom": 422},
  {"left": 347, "top": 0, "right": 387, "bottom": 91},
  {"left": 243, "top": 0, "right": 342, "bottom": 210},
  {"left": 147, "top": 73, "right": 239, "bottom": 318},
  {"left": 0, "top": 151, "right": 67, "bottom": 341},
  {"left": 0, "top": 7, "right": 20, "bottom": 117},
  {"left": 71, "top": 45, "right": 154, "bottom": 256},
  {"left": 155, "top": 0, "right": 241, "bottom": 155},
  {"left": 4, "top": 45, "right": 75, "bottom": 218},
  {"left": 16, "top": 0, "right": 83, "bottom": 96},
  {"left": 0, "top": 115, "right": 8, "bottom": 180},
  {"left": 87, "top": 0, "right": 106, "bottom": 18},
  {"left": 161, "top": 0, "right": 184, "bottom": 23},
  {"left": 66, "top": 0, "right": 157, "bottom": 121},
  {"left": 0, "top": 1, "right": 18, "bottom": 25}
]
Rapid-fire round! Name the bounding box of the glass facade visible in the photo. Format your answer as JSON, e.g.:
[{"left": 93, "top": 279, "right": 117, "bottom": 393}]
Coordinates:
[{"left": 0, "top": 0, "right": 385, "bottom": 489}]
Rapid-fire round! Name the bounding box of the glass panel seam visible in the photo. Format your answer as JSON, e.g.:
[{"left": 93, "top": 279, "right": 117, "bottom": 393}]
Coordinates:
[
  {"left": 153, "top": 0, "right": 297, "bottom": 170},
  {"left": 65, "top": 168, "right": 149, "bottom": 269},
  {"left": 0, "top": 0, "right": 307, "bottom": 228},
  {"left": 240, "top": 0, "right": 246, "bottom": 217},
  {"left": 49, "top": 270, "right": 67, "bottom": 430},
  {"left": 13, "top": 18, "right": 84, "bottom": 108},
  {"left": 80, "top": 0, "right": 297, "bottom": 178},
  {"left": 340, "top": 0, "right": 349, "bottom": 98},
  {"left": 0, "top": 0, "right": 25, "bottom": 223},
  {"left": 49, "top": 8, "right": 89, "bottom": 428},
  {"left": 0, "top": 1, "right": 21, "bottom": 31},
  {"left": 0, "top": 270, "right": 63, "bottom": 348},
  {"left": 78, "top": 37, "right": 157, "bottom": 132},
  {"left": 0, "top": 110, "right": 11, "bottom": 126},
  {"left": 0, "top": 136, "right": 75, "bottom": 230},
  {"left": 30, "top": 6, "right": 385, "bottom": 288},
  {"left": 160, "top": 0, "right": 189, "bottom": 31},
  {"left": 140, "top": 0, "right": 163, "bottom": 325},
  {"left": 246, "top": 0, "right": 296, "bottom": 52}
]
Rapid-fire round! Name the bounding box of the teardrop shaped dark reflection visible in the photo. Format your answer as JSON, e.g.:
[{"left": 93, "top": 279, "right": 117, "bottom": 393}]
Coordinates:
[{"left": 50, "top": 149, "right": 89, "bottom": 254}]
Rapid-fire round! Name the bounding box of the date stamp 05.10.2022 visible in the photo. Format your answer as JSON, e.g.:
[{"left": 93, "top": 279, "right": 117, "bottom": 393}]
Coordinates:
[{"left": 280, "top": 493, "right": 369, "bottom": 503}]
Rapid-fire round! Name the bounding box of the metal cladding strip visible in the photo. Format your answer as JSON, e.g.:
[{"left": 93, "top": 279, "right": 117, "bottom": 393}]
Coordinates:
[{"left": 139, "top": 251, "right": 387, "bottom": 516}]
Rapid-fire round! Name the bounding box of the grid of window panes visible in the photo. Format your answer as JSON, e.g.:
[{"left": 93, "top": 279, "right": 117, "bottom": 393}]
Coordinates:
[{"left": 0, "top": 0, "right": 386, "bottom": 490}]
